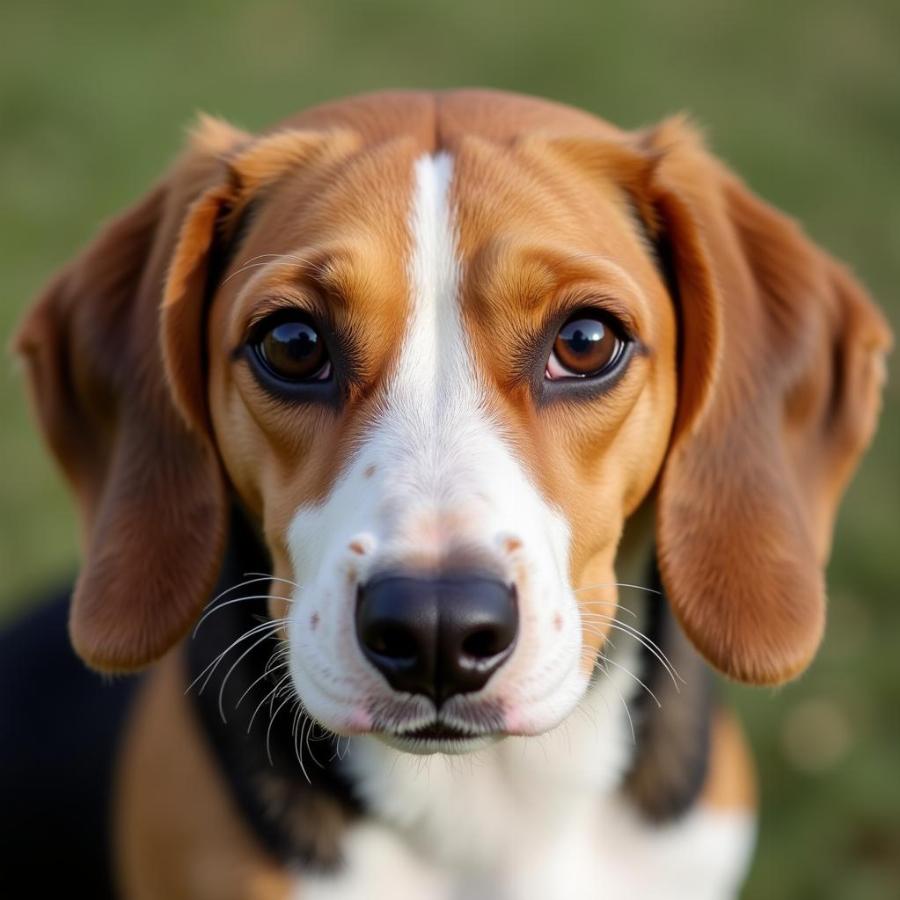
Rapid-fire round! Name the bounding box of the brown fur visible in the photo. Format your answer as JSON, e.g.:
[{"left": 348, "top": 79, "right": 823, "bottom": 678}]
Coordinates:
[
  {"left": 15, "top": 155, "right": 229, "bottom": 671},
  {"left": 642, "top": 120, "right": 892, "bottom": 683}
]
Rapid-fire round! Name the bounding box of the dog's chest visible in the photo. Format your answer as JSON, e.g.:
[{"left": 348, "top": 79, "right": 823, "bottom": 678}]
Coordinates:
[
  {"left": 296, "top": 793, "right": 754, "bottom": 900},
  {"left": 295, "top": 651, "right": 753, "bottom": 899}
]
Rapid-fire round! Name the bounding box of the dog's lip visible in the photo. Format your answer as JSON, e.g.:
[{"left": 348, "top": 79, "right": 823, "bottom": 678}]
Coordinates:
[
  {"left": 377, "top": 720, "right": 502, "bottom": 754},
  {"left": 394, "top": 722, "right": 481, "bottom": 741}
]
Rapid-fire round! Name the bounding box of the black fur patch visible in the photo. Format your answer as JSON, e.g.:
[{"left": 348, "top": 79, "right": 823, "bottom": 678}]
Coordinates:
[
  {"left": 186, "top": 509, "right": 362, "bottom": 870},
  {"left": 0, "top": 588, "right": 139, "bottom": 898},
  {"left": 621, "top": 557, "right": 714, "bottom": 822}
]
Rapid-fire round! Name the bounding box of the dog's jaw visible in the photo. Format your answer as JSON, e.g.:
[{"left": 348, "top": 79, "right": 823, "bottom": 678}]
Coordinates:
[{"left": 285, "top": 152, "right": 590, "bottom": 742}]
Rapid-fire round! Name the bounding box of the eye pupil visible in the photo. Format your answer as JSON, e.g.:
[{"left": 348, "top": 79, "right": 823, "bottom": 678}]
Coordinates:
[
  {"left": 270, "top": 321, "right": 317, "bottom": 359},
  {"left": 255, "top": 317, "right": 329, "bottom": 381},
  {"left": 564, "top": 321, "right": 604, "bottom": 356},
  {"left": 550, "top": 315, "right": 622, "bottom": 378}
]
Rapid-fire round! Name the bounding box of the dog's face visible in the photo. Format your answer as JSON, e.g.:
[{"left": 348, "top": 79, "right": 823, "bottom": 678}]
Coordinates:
[
  {"left": 203, "top": 136, "right": 677, "bottom": 746},
  {"left": 17, "top": 92, "right": 890, "bottom": 750}
]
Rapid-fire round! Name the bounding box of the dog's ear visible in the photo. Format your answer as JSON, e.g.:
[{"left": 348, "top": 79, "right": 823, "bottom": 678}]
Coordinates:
[
  {"left": 640, "top": 118, "right": 892, "bottom": 684},
  {"left": 14, "top": 117, "right": 344, "bottom": 671}
]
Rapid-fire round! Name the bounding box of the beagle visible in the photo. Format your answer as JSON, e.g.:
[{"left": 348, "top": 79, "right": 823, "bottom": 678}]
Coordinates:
[{"left": 11, "top": 89, "right": 891, "bottom": 899}]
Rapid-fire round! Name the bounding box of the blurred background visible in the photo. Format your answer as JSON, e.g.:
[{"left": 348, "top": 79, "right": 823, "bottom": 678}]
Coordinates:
[{"left": 1, "top": 1, "right": 897, "bottom": 896}]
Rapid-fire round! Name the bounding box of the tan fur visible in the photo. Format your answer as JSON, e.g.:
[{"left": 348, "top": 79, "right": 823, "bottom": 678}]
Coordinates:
[
  {"left": 701, "top": 711, "right": 757, "bottom": 812},
  {"left": 116, "top": 655, "right": 291, "bottom": 900},
  {"left": 446, "top": 133, "right": 679, "bottom": 665}
]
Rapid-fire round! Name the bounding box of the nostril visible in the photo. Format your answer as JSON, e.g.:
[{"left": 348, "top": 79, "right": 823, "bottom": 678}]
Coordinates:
[
  {"left": 461, "top": 628, "right": 504, "bottom": 660},
  {"left": 367, "top": 624, "right": 418, "bottom": 661}
]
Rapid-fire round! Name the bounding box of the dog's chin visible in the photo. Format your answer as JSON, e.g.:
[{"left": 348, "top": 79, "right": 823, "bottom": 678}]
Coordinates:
[{"left": 377, "top": 723, "right": 502, "bottom": 756}]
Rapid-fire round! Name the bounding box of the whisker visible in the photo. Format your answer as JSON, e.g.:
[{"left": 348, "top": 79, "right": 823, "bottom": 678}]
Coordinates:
[
  {"left": 292, "top": 703, "right": 312, "bottom": 784},
  {"left": 597, "top": 652, "right": 662, "bottom": 708},
  {"left": 305, "top": 719, "right": 324, "bottom": 770},
  {"left": 234, "top": 657, "right": 289, "bottom": 710},
  {"left": 266, "top": 694, "right": 295, "bottom": 766},
  {"left": 580, "top": 621, "right": 680, "bottom": 689},
  {"left": 580, "top": 614, "right": 682, "bottom": 687},
  {"left": 243, "top": 572, "right": 302, "bottom": 591},
  {"left": 216, "top": 621, "right": 289, "bottom": 721},
  {"left": 576, "top": 654, "right": 637, "bottom": 744},
  {"left": 593, "top": 656, "right": 636, "bottom": 744},
  {"left": 330, "top": 733, "right": 351, "bottom": 763},
  {"left": 186, "top": 618, "right": 284, "bottom": 696},
  {"left": 574, "top": 582, "right": 661, "bottom": 596},
  {"left": 194, "top": 592, "right": 294, "bottom": 636},
  {"left": 615, "top": 682, "right": 636, "bottom": 744},
  {"left": 200, "top": 575, "right": 278, "bottom": 612},
  {"left": 248, "top": 671, "right": 293, "bottom": 732},
  {"left": 572, "top": 599, "right": 637, "bottom": 619},
  {"left": 223, "top": 252, "right": 321, "bottom": 285},
  {"left": 206, "top": 576, "right": 269, "bottom": 605}
]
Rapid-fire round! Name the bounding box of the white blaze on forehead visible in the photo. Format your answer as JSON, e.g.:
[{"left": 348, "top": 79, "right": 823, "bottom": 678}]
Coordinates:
[
  {"left": 383, "top": 150, "right": 487, "bottom": 515},
  {"left": 400, "top": 152, "right": 468, "bottom": 400}
]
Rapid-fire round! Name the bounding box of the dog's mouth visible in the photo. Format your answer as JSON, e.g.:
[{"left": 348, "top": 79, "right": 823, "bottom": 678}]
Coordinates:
[
  {"left": 400, "top": 722, "right": 473, "bottom": 741},
  {"left": 378, "top": 720, "right": 501, "bottom": 755}
]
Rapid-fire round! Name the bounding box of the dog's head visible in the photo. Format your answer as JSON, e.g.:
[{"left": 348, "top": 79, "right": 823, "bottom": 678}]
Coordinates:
[{"left": 16, "top": 91, "right": 890, "bottom": 751}]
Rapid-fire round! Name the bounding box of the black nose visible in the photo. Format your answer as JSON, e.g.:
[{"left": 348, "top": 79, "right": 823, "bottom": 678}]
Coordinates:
[{"left": 355, "top": 572, "right": 518, "bottom": 705}]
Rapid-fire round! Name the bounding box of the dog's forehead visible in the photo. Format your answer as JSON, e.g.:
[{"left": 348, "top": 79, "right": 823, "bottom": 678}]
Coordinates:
[
  {"left": 234, "top": 95, "right": 654, "bottom": 321},
  {"left": 249, "top": 89, "right": 641, "bottom": 266}
]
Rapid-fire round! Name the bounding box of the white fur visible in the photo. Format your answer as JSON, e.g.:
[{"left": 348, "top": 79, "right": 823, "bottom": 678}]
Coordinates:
[
  {"left": 285, "top": 153, "right": 587, "bottom": 737},
  {"left": 300, "top": 808, "right": 754, "bottom": 900}
]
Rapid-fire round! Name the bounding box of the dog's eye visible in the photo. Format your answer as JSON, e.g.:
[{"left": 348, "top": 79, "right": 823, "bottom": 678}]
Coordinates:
[
  {"left": 252, "top": 316, "right": 331, "bottom": 382},
  {"left": 546, "top": 313, "right": 627, "bottom": 380}
]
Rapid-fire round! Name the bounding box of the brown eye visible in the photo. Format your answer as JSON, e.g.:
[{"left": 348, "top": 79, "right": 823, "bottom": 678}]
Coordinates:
[
  {"left": 546, "top": 314, "right": 625, "bottom": 380},
  {"left": 254, "top": 317, "right": 331, "bottom": 382}
]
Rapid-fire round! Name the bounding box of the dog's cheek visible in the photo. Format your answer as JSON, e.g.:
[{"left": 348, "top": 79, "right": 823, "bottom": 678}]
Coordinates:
[
  {"left": 265, "top": 553, "right": 298, "bottom": 628},
  {"left": 571, "top": 549, "right": 619, "bottom": 675},
  {"left": 207, "top": 369, "right": 268, "bottom": 518}
]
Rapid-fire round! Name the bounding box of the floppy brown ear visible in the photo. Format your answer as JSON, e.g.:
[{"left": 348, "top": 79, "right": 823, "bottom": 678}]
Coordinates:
[
  {"left": 16, "top": 117, "right": 354, "bottom": 672},
  {"left": 12, "top": 117, "right": 252, "bottom": 671},
  {"left": 643, "top": 119, "right": 892, "bottom": 684}
]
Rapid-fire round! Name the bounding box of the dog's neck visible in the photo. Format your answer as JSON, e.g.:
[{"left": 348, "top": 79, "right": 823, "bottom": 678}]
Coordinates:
[{"left": 187, "top": 507, "right": 712, "bottom": 872}]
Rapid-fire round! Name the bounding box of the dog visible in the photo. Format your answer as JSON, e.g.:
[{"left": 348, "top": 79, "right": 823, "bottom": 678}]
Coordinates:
[{"left": 7, "top": 89, "right": 890, "bottom": 899}]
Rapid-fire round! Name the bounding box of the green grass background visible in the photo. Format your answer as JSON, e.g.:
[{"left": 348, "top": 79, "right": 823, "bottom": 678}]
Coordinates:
[{"left": 1, "top": 1, "right": 898, "bottom": 896}]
